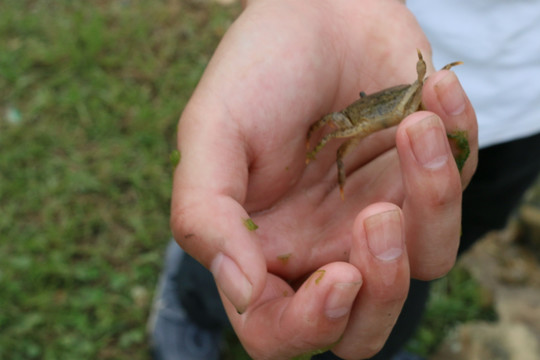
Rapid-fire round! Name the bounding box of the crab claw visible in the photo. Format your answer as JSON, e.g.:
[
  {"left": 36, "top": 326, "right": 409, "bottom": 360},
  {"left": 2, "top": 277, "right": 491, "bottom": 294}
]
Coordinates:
[{"left": 441, "top": 61, "right": 464, "bottom": 71}]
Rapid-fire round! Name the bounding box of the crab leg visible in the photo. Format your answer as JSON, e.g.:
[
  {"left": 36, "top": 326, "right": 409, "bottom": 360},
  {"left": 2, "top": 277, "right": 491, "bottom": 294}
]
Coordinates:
[
  {"left": 441, "top": 61, "right": 463, "bottom": 71},
  {"left": 306, "top": 125, "right": 365, "bottom": 163},
  {"left": 336, "top": 136, "right": 363, "bottom": 199},
  {"left": 306, "top": 113, "right": 335, "bottom": 150}
]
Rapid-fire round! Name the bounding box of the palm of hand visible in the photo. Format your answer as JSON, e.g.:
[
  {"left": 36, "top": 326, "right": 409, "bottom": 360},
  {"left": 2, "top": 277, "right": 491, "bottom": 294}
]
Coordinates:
[
  {"left": 207, "top": 0, "right": 429, "bottom": 281},
  {"left": 172, "top": 0, "right": 474, "bottom": 358}
]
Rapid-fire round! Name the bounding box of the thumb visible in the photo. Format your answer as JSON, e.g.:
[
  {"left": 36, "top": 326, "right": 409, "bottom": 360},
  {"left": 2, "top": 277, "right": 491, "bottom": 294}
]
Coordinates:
[
  {"left": 171, "top": 193, "right": 266, "bottom": 314},
  {"left": 170, "top": 104, "right": 266, "bottom": 313}
]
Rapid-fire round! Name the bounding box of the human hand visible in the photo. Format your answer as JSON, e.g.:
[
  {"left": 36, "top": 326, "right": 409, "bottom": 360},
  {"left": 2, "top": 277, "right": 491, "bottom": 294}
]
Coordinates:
[{"left": 170, "top": 0, "right": 478, "bottom": 359}]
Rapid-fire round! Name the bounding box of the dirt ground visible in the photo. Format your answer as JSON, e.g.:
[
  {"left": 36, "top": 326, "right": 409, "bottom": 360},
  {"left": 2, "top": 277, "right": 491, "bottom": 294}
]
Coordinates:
[{"left": 432, "top": 177, "right": 540, "bottom": 360}]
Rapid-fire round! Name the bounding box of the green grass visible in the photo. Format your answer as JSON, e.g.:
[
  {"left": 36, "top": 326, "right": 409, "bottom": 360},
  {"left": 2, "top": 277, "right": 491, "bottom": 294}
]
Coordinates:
[
  {"left": 407, "top": 266, "right": 497, "bottom": 357},
  {"left": 0, "top": 1, "right": 492, "bottom": 359},
  {"left": 0, "top": 1, "right": 242, "bottom": 359}
]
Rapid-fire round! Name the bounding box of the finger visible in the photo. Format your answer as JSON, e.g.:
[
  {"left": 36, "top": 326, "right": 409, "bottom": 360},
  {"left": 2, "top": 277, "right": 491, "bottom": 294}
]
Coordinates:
[
  {"left": 170, "top": 101, "right": 266, "bottom": 314},
  {"left": 396, "top": 111, "right": 463, "bottom": 279},
  {"left": 332, "top": 203, "right": 409, "bottom": 359},
  {"left": 223, "top": 262, "right": 362, "bottom": 360},
  {"left": 423, "top": 69, "right": 479, "bottom": 187}
]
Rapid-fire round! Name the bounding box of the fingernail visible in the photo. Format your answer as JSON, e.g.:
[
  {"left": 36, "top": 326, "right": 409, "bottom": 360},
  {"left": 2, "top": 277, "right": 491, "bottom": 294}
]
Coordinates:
[
  {"left": 435, "top": 72, "right": 466, "bottom": 116},
  {"left": 211, "top": 253, "right": 253, "bottom": 314},
  {"left": 406, "top": 115, "right": 449, "bottom": 169},
  {"left": 365, "top": 210, "right": 403, "bottom": 261},
  {"left": 325, "top": 281, "right": 362, "bottom": 319}
]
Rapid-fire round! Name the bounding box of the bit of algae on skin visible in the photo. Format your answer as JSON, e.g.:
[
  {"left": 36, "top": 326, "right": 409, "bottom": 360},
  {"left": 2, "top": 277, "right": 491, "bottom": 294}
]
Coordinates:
[
  {"left": 243, "top": 218, "right": 258, "bottom": 231},
  {"left": 170, "top": 149, "right": 181, "bottom": 169},
  {"left": 314, "top": 269, "right": 325, "bottom": 284},
  {"left": 277, "top": 253, "right": 292, "bottom": 265},
  {"left": 446, "top": 130, "right": 470, "bottom": 172},
  {"left": 290, "top": 270, "right": 340, "bottom": 359},
  {"left": 303, "top": 269, "right": 326, "bottom": 290}
]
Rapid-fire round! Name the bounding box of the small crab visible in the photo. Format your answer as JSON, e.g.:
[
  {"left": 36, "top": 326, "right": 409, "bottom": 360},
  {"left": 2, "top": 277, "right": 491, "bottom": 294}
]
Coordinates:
[{"left": 306, "top": 50, "right": 462, "bottom": 199}]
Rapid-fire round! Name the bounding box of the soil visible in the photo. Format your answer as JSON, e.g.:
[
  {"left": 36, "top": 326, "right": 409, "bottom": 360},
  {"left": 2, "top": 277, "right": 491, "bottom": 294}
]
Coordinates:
[{"left": 432, "top": 176, "right": 540, "bottom": 360}]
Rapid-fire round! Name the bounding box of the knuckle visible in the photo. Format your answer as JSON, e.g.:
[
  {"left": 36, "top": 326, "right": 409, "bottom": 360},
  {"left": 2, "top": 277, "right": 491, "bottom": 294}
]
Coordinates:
[
  {"left": 170, "top": 194, "right": 202, "bottom": 244},
  {"left": 370, "top": 283, "right": 409, "bottom": 304},
  {"left": 169, "top": 202, "right": 190, "bottom": 236},
  {"left": 424, "top": 172, "right": 461, "bottom": 209}
]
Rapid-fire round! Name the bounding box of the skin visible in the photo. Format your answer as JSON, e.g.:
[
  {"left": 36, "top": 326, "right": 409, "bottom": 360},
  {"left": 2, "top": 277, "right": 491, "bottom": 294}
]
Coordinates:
[{"left": 170, "top": 0, "right": 478, "bottom": 359}]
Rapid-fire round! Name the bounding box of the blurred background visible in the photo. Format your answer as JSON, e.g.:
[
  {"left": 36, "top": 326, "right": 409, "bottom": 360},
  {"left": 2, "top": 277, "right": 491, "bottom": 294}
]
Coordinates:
[{"left": 1, "top": 1, "right": 539, "bottom": 359}]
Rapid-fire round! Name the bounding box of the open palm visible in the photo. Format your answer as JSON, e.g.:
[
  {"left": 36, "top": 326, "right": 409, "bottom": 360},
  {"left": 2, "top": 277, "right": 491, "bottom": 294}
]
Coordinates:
[{"left": 171, "top": 0, "right": 478, "bottom": 358}]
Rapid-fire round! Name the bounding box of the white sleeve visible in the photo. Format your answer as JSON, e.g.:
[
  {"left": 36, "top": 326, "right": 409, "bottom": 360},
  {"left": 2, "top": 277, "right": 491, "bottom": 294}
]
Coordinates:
[{"left": 408, "top": 0, "right": 540, "bottom": 148}]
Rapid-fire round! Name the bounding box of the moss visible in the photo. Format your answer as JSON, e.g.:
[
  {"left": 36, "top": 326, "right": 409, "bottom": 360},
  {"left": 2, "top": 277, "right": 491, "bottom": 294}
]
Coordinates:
[
  {"left": 447, "top": 130, "right": 470, "bottom": 172},
  {"left": 169, "top": 149, "right": 181, "bottom": 169},
  {"left": 242, "top": 218, "right": 258, "bottom": 231},
  {"left": 277, "top": 253, "right": 292, "bottom": 265}
]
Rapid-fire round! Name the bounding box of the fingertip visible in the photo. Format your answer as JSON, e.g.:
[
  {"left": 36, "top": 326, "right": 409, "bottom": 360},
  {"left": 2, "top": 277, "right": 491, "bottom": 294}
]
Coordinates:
[
  {"left": 401, "top": 112, "right": 452, "bottom": 171},
  {"left": 206, "top": 247, "right": 268, "bottom": 314},
  {"left": 396, "top": 112, "right": 465, "bottom": 211},
  {"left": 423, "top": 67, "right": 477, "bottom": 139},
  {"left": 292, "top": 263, "right": 362, "bottom": 330},
  {"left": 396, "top": 113, "right": 463, "bottom": 280},
  {"left": 211, "top": 252, "right": 254, "bottom": 314},
  {"left": 423, "top": 70, "right": 479, "bottom": 187},
  {"left": 293, "top": 263, "right": 362, "bottom": 321},
  {"left": 363, "top": 208, "right": 404, "bottom": 262},
  {"left": 351, "top": 203, "right": 408, "bottom": 288},
  {"left": 238, "top": 264, "right": 362, "bottom": 359},
  {"left": 333, "top": 204, "right": 409, "bottom": 360},
  {"left": 353, "top": 203, "right": 403, "bottom": 240},
  {"left": 324, "top": 280, "right": 362, "bottom": 319},
  {"left": 433, "top": 70, "right": 466, "bottom": 117},
  {"left": 171, "top": 194, "right": 267, "bottom": 313}
]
